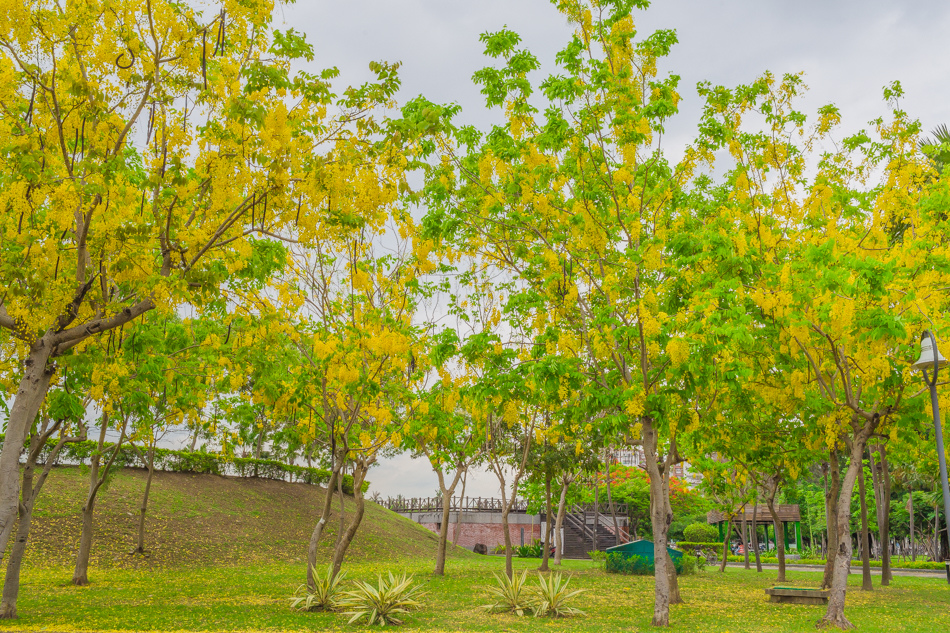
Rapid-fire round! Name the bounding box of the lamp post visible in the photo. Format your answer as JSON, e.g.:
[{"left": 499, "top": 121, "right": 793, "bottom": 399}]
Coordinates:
[{"left": 912, "top": 330, "right": 950, "bottom": 583}]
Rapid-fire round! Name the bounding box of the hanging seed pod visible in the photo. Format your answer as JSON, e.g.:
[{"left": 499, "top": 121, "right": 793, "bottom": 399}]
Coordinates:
[
  {"left": 116, "top": 46, "right": 135, "bottom": 69},
  {"left": 201, "top": 29, "right": 208, "bottom": 90},
  {"left": 146, "top": 102, "right": 156, "bottom": 144}
]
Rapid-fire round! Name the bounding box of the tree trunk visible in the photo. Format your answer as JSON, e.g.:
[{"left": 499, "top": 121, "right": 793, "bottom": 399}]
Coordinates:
[
  {"left": 719, "top": 515, "right": 734, "bottom": 573},
  {"left": 741, "top": 513, "right": 750, "bottom": 570},
  {"left": 822, "top": 452, "right": 841, "bottom": 590},
  {"left": 606, "top": 455, "right": 620, "bottom": 546},
  {"left": 452, "top": 470, "right": 467, "bottom": 546},
  {"left": 307, "top": 453, "right": 341, "bottom": 589},
  {"left": 539, "top": 471, "right": 552, "bottom": 572},
  {"left": 666, "top": 548, "right": 682, "bottom": 604},
  {"left": 818, "top": 419, "right": 877, "bottom": 630},
  {"left": 73, "top": 497, "right": 96, "bottom": 586},
  {"left": 593, "top": 471, "right": 599, "bottom": 553},
  {"left": 134, "top": 445, "right": 156, "bottom": 554},
  {"left": 1, "top": 419, "right": 76, "bottom": 618},
  {"left": 875, "top": 444, "right": 892, "bottom": 584},
  {"left": 642, "top": 417, "right": 673, "bottom": 626},
  {"left": 0, "top": 505, "right": 33, "bottom": 620},
  {"left": 857, "top": 452, "right": 872, "bottom": 591},
  {"left": 909, "top": 487, "right": 915, "bottom": 562},
  {"left": 0, "top": 339, "right": 55, "bottom": 563},
  {"left": 554, "top": 475, "right": 570, "bottom": 565},
  {"left": 330, "top": 458, "right": 371, "bottom": 578},
  {"left": 73, "top": 416, "right": 126, "bottom": 586},
  {"left": 502, "top": 505, "right": 513, "bottom": 579},
  {"left": 766, "top": 488, "right": 786, "bottom": 583},
  {"left": 751, "top": 502, "right": 762, "bottom": 572},
  {"left": 432, "top": 462, "right": 464, "bottom": 576}
]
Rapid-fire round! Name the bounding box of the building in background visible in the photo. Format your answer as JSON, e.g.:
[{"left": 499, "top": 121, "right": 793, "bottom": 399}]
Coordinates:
[{"left": 615, "top": 448, "right": 703, "bottom": 487}]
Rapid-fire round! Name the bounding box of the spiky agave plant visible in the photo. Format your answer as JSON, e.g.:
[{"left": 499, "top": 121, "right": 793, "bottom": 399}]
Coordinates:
[
  {"left": 533, "top": 573, "right": 586, "bottom": 618},
  {"left": 290, "top": 566, "right": 347, "bottom": 612},
  {"left": 340, "top": 572, "right": 426, "bottom": 626},
  {"left": 482, "top": 569, "right": 535, "bottom": 616}
]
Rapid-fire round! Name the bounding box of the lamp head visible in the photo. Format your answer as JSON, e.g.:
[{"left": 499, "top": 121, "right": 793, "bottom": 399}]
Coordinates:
[{"left": 912, "top": 331, "right": 948, "bottom": 371}]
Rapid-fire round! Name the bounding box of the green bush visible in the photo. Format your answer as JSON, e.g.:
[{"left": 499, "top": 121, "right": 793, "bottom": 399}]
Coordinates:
[
  {"left": 290, "top": 566, "right": 347, "bottom": 612},
  {"left": 516, "top": 540, "right": 543, "bottom": 558},
  {"left": 482, "top": 571, "right": 586, "bottom": 618},
  {"left": 482, "top": 570, "right": 535, "bottom": 616},
  {"left": 680, "top": 553, "right": 704, "bottom": 575},
  {"left": 722, "top": 555, "right": 946, "bottom": 571},
  {"left": 676, "top": 542, "right": 723, "bottom": 558},
  {"left": 604, "top": 553, "right": 654, "bottom": 575},
  {"left": 533, "top": 573, "right": 586, "bottom": 618},
  {"left": 682, "top": 523, "right": 718, "bottom": 543},
  {"left": 340, "top": 572, "right": 426, "bottom": 626}
]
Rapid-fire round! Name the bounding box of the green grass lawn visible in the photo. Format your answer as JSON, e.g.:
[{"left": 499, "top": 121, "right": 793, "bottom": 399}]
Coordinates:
[{"left": 3, "top": 556, "right": 947, "bottom": 632}]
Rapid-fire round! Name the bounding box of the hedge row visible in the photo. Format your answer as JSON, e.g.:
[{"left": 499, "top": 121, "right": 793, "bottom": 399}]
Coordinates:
[
  {"left": 1, "top": 435, "right": 368, "bottom": 494},
  {"left": 676, "top": 542, "right": 724, "bottom": 556},
  {"left": 724, "top": 555, "right": 945, "bottom": 570}
]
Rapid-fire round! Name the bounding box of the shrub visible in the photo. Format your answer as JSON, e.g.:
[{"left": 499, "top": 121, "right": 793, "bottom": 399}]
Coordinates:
[
  {"left": 482, "top": 570, "right": 535, "bottom": 616},
  {"left": 586, "top": 550, "right": 606, "bottom": 563},
  {"left": 516, "top": 540, "right": 543, "bottom": 558},
  {"left": 680, "top": 553, "right": 705, "bottom": 575},
  {"left": 682, "top": 523, "right": 718, "bottom": 543},
  {"left": 339, "top": 572, "right": 426, "bottom": 626},
  {"left": 604, "top": 553, "right": 654, "bottom": 575},
  {"left": 290, "top": 566, "right": 347, "bottom": 612},
  {"left": 0, "top": 434, "right": 369, "bottom": 493},
  {"left": 533, "top": 573, "right": 585, "bottom": 618},
  {"left": 676, "top": 542, "right": 723, "bottom": 558}
]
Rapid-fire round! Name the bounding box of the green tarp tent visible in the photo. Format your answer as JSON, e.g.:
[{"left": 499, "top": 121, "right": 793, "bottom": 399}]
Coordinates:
[{"left": 605, "top": 540, "right": 685, "bottom": 574}]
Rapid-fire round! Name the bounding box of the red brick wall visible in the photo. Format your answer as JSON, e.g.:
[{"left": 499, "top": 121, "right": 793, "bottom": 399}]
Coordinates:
[{"left": 419, "top": 521, "right": 542, "bottom": 551}]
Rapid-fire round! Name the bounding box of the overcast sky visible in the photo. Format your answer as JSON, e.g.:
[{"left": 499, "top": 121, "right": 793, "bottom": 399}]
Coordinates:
[{"left": 273, "top": 0, "right": 950, "bottom": 499}]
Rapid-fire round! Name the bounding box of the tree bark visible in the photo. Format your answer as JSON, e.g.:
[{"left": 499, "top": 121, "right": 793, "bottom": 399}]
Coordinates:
[
  {"left": 73, "top": 416, "right": 127, "bottom": 586},
  {"left": 642, "top": 417, "right": 674, "bottom": 626},
  {"left": 874, "top": 444, "right": 892, "bottom": 584},
  {"left": 593, "top": 470, "right": 599, "bottom": 553},
  {"left": 857, "top": 452, "right": 872, "bottom": 591},
  {"left": 741, "top": 513, "right": 750, "bottom": 570},
  {"left": 307, "top": 451, "right": 341, "bottom": 589},
  {"left": 909, "top": 486, "right": 915, "bottom": 562},
  {"left": 822, "top": 452, "right": 841, "bottom": 590},
  {"left": 539, "top": 471, "right": 553, "bottom": 572},
  {"left": 818, "top": 418, "right": 877, "bottom": 630},
  {"left": 330, "top": 457, "right": 371, "bottom": 578},
  {"left": 765, "top": 482, "right": 786, "bottom": 583},
  {"left": 0, "top": 418, "right": 73, "bottom": 619},
  {"left": 719, "top": 515, "right": 734, "bottom": 573},
  {"left": 132, "top": 443, "right": 156, "bottom": 554},
  {"left": 553, "top": 474, "right": 571, "bottom": 565},
  {"left": 452, "top": 470, "right": 467, "bottom": 546},
  {"left": 502, "top": 503, "right": 514, "bottom": 579},
  {"left": 432, "top": 460, "right": 465, "bottom": 576},
  {"left": 606, "top": 454, "right": 620, "bottom": 546},
  {"left": 0, "top": 339, "right": 56, "bottom": 564},
  {"left": 751, "top": 502, "right": 762, "bottom": 572}
]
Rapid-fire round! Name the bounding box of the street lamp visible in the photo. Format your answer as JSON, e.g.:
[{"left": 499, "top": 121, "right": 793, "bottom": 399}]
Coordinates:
[{"left": 912, "top": 330, "right": 950, "bottom": 583}]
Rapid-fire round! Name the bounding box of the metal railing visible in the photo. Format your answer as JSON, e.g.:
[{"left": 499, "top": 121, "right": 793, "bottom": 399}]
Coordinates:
[{"left": 383, "top": 496, "right": 530, "bottom": 514}]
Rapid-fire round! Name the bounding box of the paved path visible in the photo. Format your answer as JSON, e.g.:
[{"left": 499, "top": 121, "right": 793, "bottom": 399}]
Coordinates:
[{"left": 725, "top": 562, "right": 946, "bottom": 579}]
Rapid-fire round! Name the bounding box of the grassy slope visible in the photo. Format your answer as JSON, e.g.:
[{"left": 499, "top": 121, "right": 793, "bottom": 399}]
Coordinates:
[{"left": 21, "top": 465, "right": 470, "bottom": 569}]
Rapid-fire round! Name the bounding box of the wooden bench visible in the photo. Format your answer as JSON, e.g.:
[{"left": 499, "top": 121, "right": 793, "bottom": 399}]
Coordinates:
[{"left": 765, "top": 587, "right": 829, "bottom": 605}]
